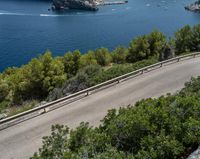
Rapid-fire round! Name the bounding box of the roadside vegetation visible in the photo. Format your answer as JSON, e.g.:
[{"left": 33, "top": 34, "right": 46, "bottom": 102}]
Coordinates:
[
  {"left": 31, "top": 76, "right": 200, "bottom": 159},
  {"left": 0, "top": 24, "right": 200, "bottom": 116}
]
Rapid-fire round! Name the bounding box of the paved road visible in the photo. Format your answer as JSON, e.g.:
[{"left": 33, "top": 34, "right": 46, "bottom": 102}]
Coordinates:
[{"left": 1, "top": 57, "right": 200, "bottom": 159}]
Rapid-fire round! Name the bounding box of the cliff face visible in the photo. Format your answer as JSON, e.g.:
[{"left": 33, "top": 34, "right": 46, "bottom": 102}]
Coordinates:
[
  {"left": 185, "top": 0, "right": 200, "bottom": 12},
  {"left": 52, "top": 0, "right": 98, "bottom": 11}
]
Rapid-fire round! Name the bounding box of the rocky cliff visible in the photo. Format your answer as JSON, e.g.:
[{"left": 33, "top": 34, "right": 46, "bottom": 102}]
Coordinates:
[
  {"left": 52, "top": 0, "right": 98, "bottom": 11},
  {"left": 185, "top": 0, "right": 200, "bottom": 12}
]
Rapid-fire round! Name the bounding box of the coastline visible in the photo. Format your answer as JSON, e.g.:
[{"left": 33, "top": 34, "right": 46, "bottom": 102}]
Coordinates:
[
  {"left": 52, "top": 0, "right": 128, "bottom": 11},
  {"left": 96, "top": 0, "right": 128, "bottom": 6}
]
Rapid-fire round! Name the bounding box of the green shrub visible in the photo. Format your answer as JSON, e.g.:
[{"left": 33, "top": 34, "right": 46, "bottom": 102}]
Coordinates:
[
  {"left": 62, "top": 50, "right": 81, "bottom": 77},
  {"left": 80, "top": 51, "right": 97, "bottom": 67},
  {"left": 174, "top": 25, "right": 193, "bottom": 54},
  {"left": 190, "top": 24, "right": 200, "bottom": 51},
  {"left": 0, "top": 80, "right": 9, "bottom": 102},
  {"left": 127, "top": 31, "right": 166, "bottom": 63},
  {"left": 127, "top": 35, "right": 150, "bottom": 62},
  {"left": 180, "top": 76, "right": 200, "bottom": 97},
  {"left": 91, "top": 58, "right": 157, "bottom": 84},
  {"left": 94, "top": 48, "right": 112, "bottom": 66},
  {"left": 148, "top": 30, "right": 166, "bottom": 58},
  {"left": 32, "top": 76, "right": 200, "bottom": 158},
  {"left": 111, "top": 46, "right": 128, "bottom": 64},
  {"left": 47, "top": 65, "right": 102, "bottom": 101}
]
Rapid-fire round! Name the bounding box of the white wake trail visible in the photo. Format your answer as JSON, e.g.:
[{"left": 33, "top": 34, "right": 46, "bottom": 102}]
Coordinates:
[{"left": 0, "top": 12, "right": 33, "bottom": 16}]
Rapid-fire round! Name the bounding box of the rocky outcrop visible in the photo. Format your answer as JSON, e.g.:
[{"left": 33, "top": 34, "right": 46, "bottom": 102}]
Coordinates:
[
  {"left": 187, "top": 146, "right": 200, "bottom": 159},
  {"left": 52, "top": 0, "right": 98, "bottom": 11},
  {"left": 185, "top": 0, "right": 200, "bottom": 12}
]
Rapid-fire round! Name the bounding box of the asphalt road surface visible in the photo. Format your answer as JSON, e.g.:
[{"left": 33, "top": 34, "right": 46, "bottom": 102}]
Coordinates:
[{"left": 1, "top": 57, "right": 200, "bottom": 159}]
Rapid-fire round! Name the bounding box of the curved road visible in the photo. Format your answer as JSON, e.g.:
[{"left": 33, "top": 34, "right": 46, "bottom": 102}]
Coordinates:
[{"left": 1, "top": 57, "right": 200, "bottom": 159}]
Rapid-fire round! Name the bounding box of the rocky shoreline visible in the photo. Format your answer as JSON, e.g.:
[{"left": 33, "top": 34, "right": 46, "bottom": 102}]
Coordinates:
[
  {"left": 52, "top": 0, "right": 128, "bottom": 11},
  {"left": 52, "top": 0, "right": 99, "bottom": 11},
  {"left": 185, "top": 0, "right": 200, "bottom": 12}
]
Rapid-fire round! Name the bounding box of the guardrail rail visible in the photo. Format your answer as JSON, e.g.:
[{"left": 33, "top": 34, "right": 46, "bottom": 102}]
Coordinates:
[{"left": 0, "top": 52, "right": 200, "bottom": 130}]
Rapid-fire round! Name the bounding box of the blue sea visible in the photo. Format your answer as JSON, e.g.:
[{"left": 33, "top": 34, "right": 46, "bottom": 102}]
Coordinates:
[{"left": 0, "top": 0, "right": 199, "bottom": 71}]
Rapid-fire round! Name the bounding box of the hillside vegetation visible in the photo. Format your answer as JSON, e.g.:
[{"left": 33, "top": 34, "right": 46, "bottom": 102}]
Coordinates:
[
  {"left": 31, "top": 75, "right": 200, "bottom": 159},
  {"left": 1, "top": 24, "right": 200, "bottom": 115}
]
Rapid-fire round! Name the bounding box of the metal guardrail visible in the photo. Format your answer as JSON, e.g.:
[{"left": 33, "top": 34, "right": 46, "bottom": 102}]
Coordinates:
[{"left": 0, "top": 52, "right": 200, "bottom": 128}]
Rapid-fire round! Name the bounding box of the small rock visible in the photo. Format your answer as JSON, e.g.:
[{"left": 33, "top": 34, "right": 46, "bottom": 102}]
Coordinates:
[
  {"left": 187, "top": 146, "right": 200, "bottom": 159},
  {"left": 0, "top": 113, "right": 7, "bottom": 120},
  {"left": 185, "top": 1, "right": 200, "bottom": 12}
]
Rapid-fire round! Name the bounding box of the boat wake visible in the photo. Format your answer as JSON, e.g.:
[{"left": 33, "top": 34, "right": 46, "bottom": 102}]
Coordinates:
[
  {"left": 0, "top": 12, "right": 114, "bottom": 17},
  {"left": 39, "top": 13, "right": 96, "bottom": 17},
  {"left": 0, "top": 12, "right": 32, "bottom": 16},
  {"left": 0, "top": 12, "right": 79, "bottom": 17},
  {"left": 0, "top": 7, "right": 131, "bottom": 17},
  {"left": 39, "top": 14, "right": 63, "bottom": 17}
]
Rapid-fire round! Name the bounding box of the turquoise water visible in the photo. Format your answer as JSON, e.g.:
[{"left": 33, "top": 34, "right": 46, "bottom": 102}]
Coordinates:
[{"left": 0, "top": 0, "right": 199, "bottom": 71}]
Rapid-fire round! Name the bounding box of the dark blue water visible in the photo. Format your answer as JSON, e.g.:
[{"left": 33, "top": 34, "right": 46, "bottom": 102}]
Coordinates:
[{"left": 0, "top": 0, "right": 199, "bottom": 71}]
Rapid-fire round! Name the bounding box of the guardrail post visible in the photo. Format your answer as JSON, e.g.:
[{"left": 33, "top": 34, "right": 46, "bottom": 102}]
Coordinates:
[
  {"left": 86, "top": 91, "right": 89, "bottom": 96},
  {"left": 117, "top": 79, "right": 120, "bottom": 83},
  {"left": 177, "top": 58, "right": 180, "bottom": 62},
  {"left": 141, "top": 70, "right": 144, "bottom": 74},
  {"left": 193, "top": 54, "right": 196, "bottom": 58},
  {"left": 160, "top": 63, "right": 163, "bottom": 67},
  {"left": 38, "top": 109, "right": 46, "bottom": 115}
]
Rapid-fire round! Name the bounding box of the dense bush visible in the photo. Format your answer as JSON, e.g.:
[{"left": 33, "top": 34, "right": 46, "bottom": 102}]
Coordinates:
[
  {"left": 190, "top": 24, "right": 200, "bottom": 51},
  {"left": 148, "top": 30, "right": 166, "bottom": 57},
  {"left": 47, "top": 58, "right": 157, "bottom": 101},
  {"left": 31, "top": 76, "right": 200, "bottom": 159},
  {"left": 62, "top": 50, "right": 81, "bottom": 77},
  {"left": 111, "top": 46, "right": 129, "bottom": 64},
  {"left": 0, "top": 79, "right": 9, "bottom": 102},
  {"left": 174, "top": 24, "right": 200, "bottom": 54},
  {"left": 180, "top": 76, "right": 200, "bottom": 97},
  {"left": 94, "top": 48, "right": 112, "bottom": 66},
  {"left": 174, "top": 25, "right": 193, "bottom": 54},
  {"left": 159, "top": 43, "right": 175, "bottom": 61},
  {"left": 0, "top": 51, "right": 67, "bottom": 107},
  {"left": 127, "top": 35, "right": 150, "bottom": 62},
  {"left": 91, "top": 58, "right": 157, "bottom": 84},
  {"left": 127, "top": 31, "right": 166, "bottom": 62},
  {"left": 47, "top": 65, "right": 102, "bottom": 101}
]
